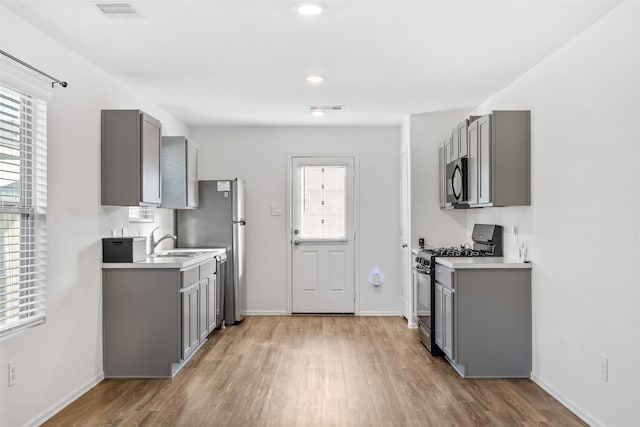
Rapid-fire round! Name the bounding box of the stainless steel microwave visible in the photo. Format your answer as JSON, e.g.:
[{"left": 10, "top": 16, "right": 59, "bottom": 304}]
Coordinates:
[{"left": 446, "top": 157, "right": 468, "bottom": 205}]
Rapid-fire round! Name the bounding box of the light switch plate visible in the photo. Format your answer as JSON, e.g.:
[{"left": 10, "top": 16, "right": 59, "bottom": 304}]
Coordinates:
[{"left": 271, "top": 204, "right": 282, "bottom": 216}]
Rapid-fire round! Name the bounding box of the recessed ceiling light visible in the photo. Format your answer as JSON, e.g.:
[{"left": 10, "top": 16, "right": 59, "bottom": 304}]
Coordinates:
[
  {"left": 306, "top": 75, "right": 324, "bottom": 84},
  {"left": 310, "top": 110, "right": 325, "bottom": 117},
  {"left": 297, "top": 4, "right": 323, "bottom": 16}
]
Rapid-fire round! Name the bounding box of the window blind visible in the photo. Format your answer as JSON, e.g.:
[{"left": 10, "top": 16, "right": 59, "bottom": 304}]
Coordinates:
[
  {"left": 128, "top": 206, "right": 155, "bottom": 223},
  {"left": 0, "top": 83, "right": 47, "bottom": 338},
  {"left": 300, "top": 166, "right": 346, "bottom": 239}
]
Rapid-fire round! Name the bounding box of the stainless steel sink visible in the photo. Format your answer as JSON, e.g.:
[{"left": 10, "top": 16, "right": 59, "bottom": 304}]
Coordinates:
[
  {"left": 153, "top": 250, "right": 206, "bottom": 258},
  {"left": 152, "top": 253, "right": 195, "bottom": 258}
]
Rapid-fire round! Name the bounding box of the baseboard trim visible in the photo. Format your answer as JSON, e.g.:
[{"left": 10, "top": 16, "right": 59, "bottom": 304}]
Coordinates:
[
  {"left": 242, "top": 311, "right": 403, "bottom": 317},
  {"left": 24, "top": 372, "right": 104, "bottom": 427},
  {"left": 357, "top": 311, "right": 402, "bottom": 316},
  {"left": 531, "top": 374, "right": 603, "bottom": 427},
  {"left": 242, "top": 310, "right": 289, "bottom": 316}
]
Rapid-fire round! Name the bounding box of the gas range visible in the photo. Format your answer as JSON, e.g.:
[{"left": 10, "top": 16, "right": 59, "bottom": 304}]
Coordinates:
[
  {"left": 414, "top": 224, "right": 503, "bottom": 274},
  {"left": 415, "top": 246, "right": 497, "bottom": 273}
]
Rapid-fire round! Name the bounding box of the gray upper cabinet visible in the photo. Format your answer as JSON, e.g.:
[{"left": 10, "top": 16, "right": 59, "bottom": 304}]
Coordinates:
[
  {"left": 447, "top": 119, "right": 473, "bottom": 162},
  {"left": 467, "top": 119, "right": 480, "bottom": 205},
  {"left": 468, "top": 115, "right": 492, "bottom": 205},
  {"left": 160, "top": 136, "right": 199, "bottom": 209},
  {"left": 101, "top": 110, "right": 162, "bottom": 206},
  {"left": 438, "top": 144, "right": 447, "bottom": 208},
  {"left": 468, "top": 111, "right": 530, "bottom": 207},
  {"left": 444, "top": 137, "right": 452, "bottom": 164},
  {"left": 458, "top": 120, "right": 469, "bottom": 158},
  {"left": 451, "top": 126, "right": 460, "bottom": 161}
]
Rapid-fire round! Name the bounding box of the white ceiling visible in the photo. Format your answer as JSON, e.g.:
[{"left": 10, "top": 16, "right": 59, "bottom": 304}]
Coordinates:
[{"left": 3, "top": 1, "right": 620, "bottom": 127}]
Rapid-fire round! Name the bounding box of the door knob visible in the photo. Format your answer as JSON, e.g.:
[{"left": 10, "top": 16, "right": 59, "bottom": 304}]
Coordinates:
[
  {"left": 402, "top": 244, "right": 408, "bottom": 248},
  {"left": 293, "top": 240, "right": 301, "bottom": 246}
]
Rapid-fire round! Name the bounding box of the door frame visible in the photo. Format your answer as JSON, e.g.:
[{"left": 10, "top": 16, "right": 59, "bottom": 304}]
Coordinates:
[
  {"left": 286, "top": 153, "right": 360, "bottom": 315},
  {"left": 400, "top": 147, "right": 416, "bottom": 328}
]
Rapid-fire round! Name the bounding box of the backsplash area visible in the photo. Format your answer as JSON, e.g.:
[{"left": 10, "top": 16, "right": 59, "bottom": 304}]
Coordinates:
[
  {"left": 466, "top": 206, "right": 531, "bottom": 260},
  {"left": 99, "top": 206, "right": 176, "bottom": 251}
]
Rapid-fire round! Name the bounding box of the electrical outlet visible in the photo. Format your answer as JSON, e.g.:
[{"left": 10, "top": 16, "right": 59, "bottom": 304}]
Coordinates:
[
  {"left": 601, "top": 355, "right": 608, "bottom": 382},
  {"left": 8, "top": 360, "right": 16, "bottom": 387}
]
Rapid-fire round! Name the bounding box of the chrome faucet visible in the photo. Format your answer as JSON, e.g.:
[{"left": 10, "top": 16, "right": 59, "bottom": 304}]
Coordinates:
[{"left": 147, "top": 226, "right": 177, "bottom": 255}]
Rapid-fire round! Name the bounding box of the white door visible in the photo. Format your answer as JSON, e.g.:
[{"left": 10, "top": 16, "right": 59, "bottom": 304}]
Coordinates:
[{"left": 291, "top": 157, "right": 355, "bottom": 313}]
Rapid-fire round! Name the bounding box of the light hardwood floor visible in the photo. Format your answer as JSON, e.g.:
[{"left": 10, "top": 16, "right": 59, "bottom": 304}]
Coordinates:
[{"left": 45, "top": 316, "right": 585, "bottom": 426}]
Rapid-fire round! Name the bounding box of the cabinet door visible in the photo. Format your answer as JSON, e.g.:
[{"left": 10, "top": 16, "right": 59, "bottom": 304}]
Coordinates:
[
  {"left": 181, "top": 290, "right": 192, "bottom": 359},
  {"left": 189, "top": 287, "right": 200, "bottom": 351},
  {"left": 467, "top": 120, "right": 479, "bottom": 205},
  {"left": 434, "top": 283, "right": 443, "bottom": 348},
  {"left": 199, "top": 280, "right": 209, "bottom": 342},
  {"left": 477, "top": 115, "right": 492, "bottom": 204},
  {"left": 186, "top": 142, "right": 198, "bottom": 208},
  {"left": 458, "top": 121, "right": 468, "bottom": 158},
  {"left": 451, "top": 128, "right": 459, "bottom": 161},
  {"left": 207, "top": 275, "right": 217, "bottom": 332},
  {"left": 140, "top": 113, "right": 162, "bottom": 205},
  {"left": 438, "top": 145, "right": 446, "bottom": 208},
  {"left": 443, "top": 287, "right": 454, "bottom": 359}
]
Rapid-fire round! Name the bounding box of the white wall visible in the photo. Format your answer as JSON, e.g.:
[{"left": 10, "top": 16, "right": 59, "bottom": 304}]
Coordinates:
[
  {"left": 418, "top": 3, "right": 640, "bottom": 425},
  {"left": 191, "top": 126, "right": 401, "bottom": 315},
  {"left": 409, "top": 109, "right": 470, "bottom": 249},
  {"left": 0, "top": 6, "right": 187, "bottom": 426}
]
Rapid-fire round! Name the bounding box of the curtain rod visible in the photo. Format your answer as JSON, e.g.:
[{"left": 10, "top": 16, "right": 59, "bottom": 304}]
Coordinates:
[{"left": 0, "top": 49, "right": 68, "bottom": 88}]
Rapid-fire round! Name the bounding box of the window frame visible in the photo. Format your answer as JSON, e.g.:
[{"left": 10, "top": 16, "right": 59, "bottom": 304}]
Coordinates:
[{"left": 0, "top": 82, "right": 48, "bottom": 339}]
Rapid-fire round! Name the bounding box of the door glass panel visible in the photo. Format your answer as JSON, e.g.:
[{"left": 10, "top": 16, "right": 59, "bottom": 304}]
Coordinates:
[{"left": 300, "top": 166, "right": 346, "bottom": 239}]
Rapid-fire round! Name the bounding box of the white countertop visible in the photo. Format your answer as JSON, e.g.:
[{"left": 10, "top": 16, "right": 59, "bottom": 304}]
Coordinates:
[
  {"left": 435, "top": 257, "right": 532, "bottom": 269},
  {"left": 102, "top": 248, "right": 226, "bottom": 270}
]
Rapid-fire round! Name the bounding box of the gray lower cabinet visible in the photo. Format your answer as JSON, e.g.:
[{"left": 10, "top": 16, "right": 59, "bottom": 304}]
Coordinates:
[
  {"left": 206, "top": 274, "right": 217, "bottom": 332},
  {"left": 442, "top": 287, "right": 454, "bottom": 359},
  {"left": 103, "top": 258, "right": 217, "bottom": 378},
  {"left": 434, "top": 262, "right": 532, "bottom": 378},
  {"left": 434, "top": 265, "right": 454, "bottom": 360},
  {"left": 103, "top": 269, "right": 180, "bottom": 378},
  {"left": 101, "top": 110, "right": 162, "bottom": 206},
  {"left": 180, "top": 283, "right": 200, "bottom": 360},
  {"left": 434, "top": 282, "right": 443, "bottom": 348},
  {"left": 199, "top": 279, "right": 209, "bottom": 342}
]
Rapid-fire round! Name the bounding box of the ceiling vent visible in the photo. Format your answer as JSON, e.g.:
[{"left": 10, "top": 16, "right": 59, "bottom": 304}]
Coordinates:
[
  {"left": 95, "top": 3, "right": 139, "bottom": 17},
  {"left": 309, "top": 105, "right": 345, "bottom": 112}
]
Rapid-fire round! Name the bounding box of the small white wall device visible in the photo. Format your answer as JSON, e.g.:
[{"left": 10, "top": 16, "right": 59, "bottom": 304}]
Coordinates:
[{"left": 371, "top": 273, "right": 383, "bottom": 286}]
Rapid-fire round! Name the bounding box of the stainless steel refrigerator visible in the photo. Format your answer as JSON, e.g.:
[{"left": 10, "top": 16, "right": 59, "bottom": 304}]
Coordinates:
[{"left": 176, "top": 179, "right": 246, "bottom": 324}]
